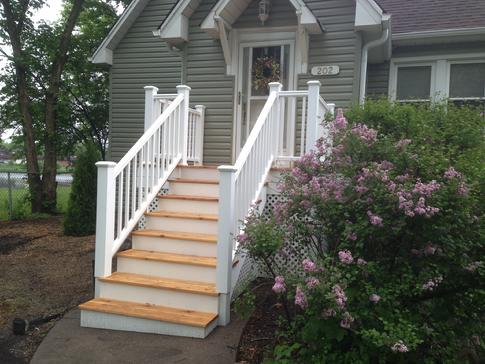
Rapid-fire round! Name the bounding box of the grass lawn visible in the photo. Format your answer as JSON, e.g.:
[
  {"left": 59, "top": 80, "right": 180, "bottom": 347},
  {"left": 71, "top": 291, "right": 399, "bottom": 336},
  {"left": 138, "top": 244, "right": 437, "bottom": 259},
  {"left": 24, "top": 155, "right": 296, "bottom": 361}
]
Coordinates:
[{"left": 0, "top": 185, "right": 71, "bottom": 220}]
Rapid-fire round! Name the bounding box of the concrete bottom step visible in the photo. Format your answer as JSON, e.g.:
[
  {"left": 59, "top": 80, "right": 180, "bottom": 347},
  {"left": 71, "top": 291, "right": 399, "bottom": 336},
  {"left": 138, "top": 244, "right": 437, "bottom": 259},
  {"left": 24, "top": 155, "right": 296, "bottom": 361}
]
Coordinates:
[{"left": 80, "top": 298, "right": 218, "bottom": 338}]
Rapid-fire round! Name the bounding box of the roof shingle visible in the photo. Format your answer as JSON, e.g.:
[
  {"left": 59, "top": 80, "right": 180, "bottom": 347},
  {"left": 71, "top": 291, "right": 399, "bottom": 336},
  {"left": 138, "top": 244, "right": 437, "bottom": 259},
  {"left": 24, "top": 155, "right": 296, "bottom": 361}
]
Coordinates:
[{"left": 375, "top": 0, "right": 485, "bottom": 34}]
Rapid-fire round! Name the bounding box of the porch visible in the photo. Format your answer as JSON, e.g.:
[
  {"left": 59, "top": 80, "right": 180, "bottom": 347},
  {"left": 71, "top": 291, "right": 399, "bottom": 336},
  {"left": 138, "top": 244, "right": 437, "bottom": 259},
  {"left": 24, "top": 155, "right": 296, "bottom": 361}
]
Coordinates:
[{"left": 80, "top": 81, "right": 335, "bottom": 338}]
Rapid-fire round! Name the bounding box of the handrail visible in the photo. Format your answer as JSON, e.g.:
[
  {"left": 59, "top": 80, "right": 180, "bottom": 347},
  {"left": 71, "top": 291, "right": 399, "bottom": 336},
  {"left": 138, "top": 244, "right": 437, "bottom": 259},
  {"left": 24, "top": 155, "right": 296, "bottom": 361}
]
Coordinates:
[
  {"left": 114, "top": 93, "right": 184, "bottom": 176},
  {"left": 216, "top": 80, "right": 335, "bottom": 326},
  {"left": 94, "top": 85, "right": 204, "bottom": 280}
]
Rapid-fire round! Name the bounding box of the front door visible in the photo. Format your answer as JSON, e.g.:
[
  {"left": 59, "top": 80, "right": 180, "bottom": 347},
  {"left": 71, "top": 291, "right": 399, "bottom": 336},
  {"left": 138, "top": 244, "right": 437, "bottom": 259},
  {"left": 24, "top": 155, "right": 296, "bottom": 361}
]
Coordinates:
[{"left": 235, "top": 43, "right": 295, "bottom": 157}]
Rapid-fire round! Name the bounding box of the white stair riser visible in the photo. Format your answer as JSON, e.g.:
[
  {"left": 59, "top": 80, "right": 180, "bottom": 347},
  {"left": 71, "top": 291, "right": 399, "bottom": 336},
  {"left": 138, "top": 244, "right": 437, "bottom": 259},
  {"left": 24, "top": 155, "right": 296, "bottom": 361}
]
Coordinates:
[
  {"left": 145, "top": 216, "right": 218, "bottom": 235},
  {"left": 169, "top": 182, "right": 219, "bottom": 197},
  {"left": 117, "top": 257, "right": 216, "bottom": 283},
  {"left": 80, "top": 310, "right": 217, "bottom": 338},
  {"left": 97, "top": 281, "right": 218, "bottom": 313},
  {"left": 157, "top": 199, "right": 218, "bottom": 214},
  {"left": 178, "top": 168, "right": 219, "bottom": 180},
  {"left": 133, "top": 235, "right": 216, "bottom": 257}
]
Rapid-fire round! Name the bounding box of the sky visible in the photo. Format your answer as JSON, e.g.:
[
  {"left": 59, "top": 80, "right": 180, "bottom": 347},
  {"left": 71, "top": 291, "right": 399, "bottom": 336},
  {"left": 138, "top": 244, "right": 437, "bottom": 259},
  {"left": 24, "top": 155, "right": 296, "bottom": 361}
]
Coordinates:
[{"left": 0, "top": 0, "right": 64, "bottom": 141}]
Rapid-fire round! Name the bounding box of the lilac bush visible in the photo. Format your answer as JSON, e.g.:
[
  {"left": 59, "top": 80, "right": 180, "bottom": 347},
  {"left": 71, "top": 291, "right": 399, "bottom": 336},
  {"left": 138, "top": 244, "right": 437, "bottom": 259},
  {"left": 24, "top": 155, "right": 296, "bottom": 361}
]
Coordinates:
[{"left": 239, "top": 103, "right": 484, "bottom": 362}]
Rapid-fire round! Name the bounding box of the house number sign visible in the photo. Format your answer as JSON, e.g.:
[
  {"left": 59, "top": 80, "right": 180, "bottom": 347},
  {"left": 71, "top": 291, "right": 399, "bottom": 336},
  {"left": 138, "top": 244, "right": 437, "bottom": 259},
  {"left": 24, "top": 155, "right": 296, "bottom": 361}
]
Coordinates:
[{"left": 311, "top": 65, "right": 340, "bottom": 76}]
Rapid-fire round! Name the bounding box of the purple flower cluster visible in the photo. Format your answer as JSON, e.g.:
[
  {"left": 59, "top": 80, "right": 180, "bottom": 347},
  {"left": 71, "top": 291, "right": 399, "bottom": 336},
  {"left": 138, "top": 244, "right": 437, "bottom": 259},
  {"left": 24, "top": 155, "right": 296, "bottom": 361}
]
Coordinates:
[
  {"left": 295, "top": 286, "right": 308, "bottom": 309},
  {"left": 465, "top": 261, "right": 481, "bottom": 273},
  {"left": 422, "top": 276, "right": 443, "bottom": 291},
  {"left": 338, "top": 250, "right": 354, "bottom": 264},
  {"left": 357, "top": 258, "right": 367, "bottom": 265},
  {"left": 306, "top": 277, "right": 320, "bottom": 289},
  {"left": 395, "top": 139, "right": 412, "bottom": 149},
  {"left": 351, "top": 123, "right": 378, "bottom": 145},
  {"left": 369, "top": 294, "right": 381, "bottom": 304},
  {"left": 272, "top": 276, "right": 286, "bottom": 294},
  {"left": 391, "top": 341, "right": 409, "bottom": 353},
  {"left": 444, "top": 166, "right": 462, "bottom": 180},
  {"left": 303, "top": 258, "right": 318, "bottom": 272},
  {"left": 340, "top": 312, "right": 354, "bottom": 329},
  {"left": 413, "top": 180, "right": 440, "bottom": 197},
  {"left": 367, "top": 210, "right": 383, "bottom": 226},
  {"left": 333, "top": 108, "right": 348, "bottom": 130},
  {"left": 332, "top": 284, "right": 347, "bottom": 308},
  {"left": 397, "top": 188, "right": 440, "bottom": 218}
]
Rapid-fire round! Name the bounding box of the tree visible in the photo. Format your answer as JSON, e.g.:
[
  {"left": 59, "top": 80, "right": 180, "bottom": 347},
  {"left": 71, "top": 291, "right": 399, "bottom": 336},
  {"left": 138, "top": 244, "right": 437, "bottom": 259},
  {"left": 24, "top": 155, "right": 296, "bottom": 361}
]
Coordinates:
[
  {"left": 0, "top": 0, "right": 86, "bottom": 213},
  {"left": 64, "top": 142, "right": 99, "bottom": 235}
]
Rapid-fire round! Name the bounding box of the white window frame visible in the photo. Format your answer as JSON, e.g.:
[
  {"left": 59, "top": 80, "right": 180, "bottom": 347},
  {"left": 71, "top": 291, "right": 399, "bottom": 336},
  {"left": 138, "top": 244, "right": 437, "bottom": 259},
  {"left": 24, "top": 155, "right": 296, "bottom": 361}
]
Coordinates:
[
  {"left": 389, "top": 53, "right": 485, "bottom": 103},
  {"left": 447, "top": 59, "right": 485, "bottom": 102}
]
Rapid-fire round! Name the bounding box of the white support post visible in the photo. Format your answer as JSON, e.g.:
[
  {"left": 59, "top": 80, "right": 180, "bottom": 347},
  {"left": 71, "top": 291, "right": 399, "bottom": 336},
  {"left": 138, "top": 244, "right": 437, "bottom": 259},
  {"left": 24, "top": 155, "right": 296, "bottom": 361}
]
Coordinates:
[
  {"left": 328, "top": 103, "right": 336, "bottom": 117},
  {"left": 195, "top": 105, "right": 206, "bottom": 165},
  {"left": 144, "top": 86, "right": 158, "bottom": 131},
  {"left": 216, "top": 165, "right": 237, "bottom": 326},
  {"left": 306, "top": 80, "right": 321, "bottom": 153},
  {"left": 177, "top": 85, "right": 191, "bottom": 165},
  {"left": 269, "top": 82, "right": 283, "bottom": 156},
  {"left": 94, "top": 161, "right": 116, "bottom": 279}
]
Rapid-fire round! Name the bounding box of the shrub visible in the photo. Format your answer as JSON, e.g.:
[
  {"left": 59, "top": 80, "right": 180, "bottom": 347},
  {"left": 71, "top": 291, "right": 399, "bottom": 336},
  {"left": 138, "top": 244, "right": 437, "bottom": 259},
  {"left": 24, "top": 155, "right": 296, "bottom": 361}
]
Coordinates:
[
  {"left": 240, "top": 102, "right": 484, "bottom": 363},
  {"left": 63, "top": 143, "right": 99, "bottom": 236}
]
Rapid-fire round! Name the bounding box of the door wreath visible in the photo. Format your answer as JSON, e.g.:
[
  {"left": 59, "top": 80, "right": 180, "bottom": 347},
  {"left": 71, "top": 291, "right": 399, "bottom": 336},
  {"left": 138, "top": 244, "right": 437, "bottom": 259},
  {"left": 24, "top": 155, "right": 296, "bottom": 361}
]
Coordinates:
[{"left": 253, "top": 56, "right": 281, "bottom": 90}]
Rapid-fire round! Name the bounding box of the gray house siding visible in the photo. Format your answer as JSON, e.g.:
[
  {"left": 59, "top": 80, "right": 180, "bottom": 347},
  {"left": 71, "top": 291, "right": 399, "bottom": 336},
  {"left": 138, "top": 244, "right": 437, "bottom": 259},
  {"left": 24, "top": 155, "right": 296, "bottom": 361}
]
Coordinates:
[
  {"left": 109, "top": 0, "right": 180, "bottom": 161},
  {"left": 367, "top": 62, "right": 389, "bottom": 98},
  {"left": 185, "top": 0, "right": 234, "bottom": 165},
  {"left": 366, "top": 41, "right": 485, "bottom": 99}
]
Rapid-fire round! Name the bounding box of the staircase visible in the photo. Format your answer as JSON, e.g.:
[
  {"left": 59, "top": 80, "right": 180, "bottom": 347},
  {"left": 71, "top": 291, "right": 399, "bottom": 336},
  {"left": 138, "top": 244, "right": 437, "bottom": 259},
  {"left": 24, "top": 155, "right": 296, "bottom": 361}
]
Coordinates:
[{"left": 80, "top": 165, "right": 221, "bottom": 338}]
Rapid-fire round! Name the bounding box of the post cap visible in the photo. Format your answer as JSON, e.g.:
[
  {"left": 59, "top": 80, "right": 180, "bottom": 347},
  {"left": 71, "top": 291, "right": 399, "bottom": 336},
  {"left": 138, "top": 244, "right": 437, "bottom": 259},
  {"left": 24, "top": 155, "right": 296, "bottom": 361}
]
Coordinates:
[
  {"left": 176, "top": 85, "right": 192, "bottom": 92},
  {"left": 95, "top": 161, "right": 116, "bottom": 168},
  {"left": 307, "top": 80, "right": 321, "bottom": 87},
  {"left": 144, "top": 85, "right": 159, "bottom": 91},
  {"left": 195, "top": 104, "right": 206, "bottom": 110}
]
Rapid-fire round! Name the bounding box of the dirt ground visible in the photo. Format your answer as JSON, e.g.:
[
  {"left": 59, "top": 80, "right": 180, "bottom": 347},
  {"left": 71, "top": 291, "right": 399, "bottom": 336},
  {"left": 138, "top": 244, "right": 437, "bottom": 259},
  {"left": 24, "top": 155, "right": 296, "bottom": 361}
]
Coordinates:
[
  {"left": 236, "top": 284, "right": 281, "bottom": 363},
  {"left": 0, "top": 217, "right": 94, "bottom": 363}
]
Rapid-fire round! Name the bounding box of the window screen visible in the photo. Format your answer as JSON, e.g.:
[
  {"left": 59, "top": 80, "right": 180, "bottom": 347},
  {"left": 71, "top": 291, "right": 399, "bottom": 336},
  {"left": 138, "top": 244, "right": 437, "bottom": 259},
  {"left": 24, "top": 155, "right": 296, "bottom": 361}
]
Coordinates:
[
  {"left": 396, "top": 66, "right": 432, "bottom": 100},
  {"left": 449, "top": 63, "right": 485, "bottom": 99}
]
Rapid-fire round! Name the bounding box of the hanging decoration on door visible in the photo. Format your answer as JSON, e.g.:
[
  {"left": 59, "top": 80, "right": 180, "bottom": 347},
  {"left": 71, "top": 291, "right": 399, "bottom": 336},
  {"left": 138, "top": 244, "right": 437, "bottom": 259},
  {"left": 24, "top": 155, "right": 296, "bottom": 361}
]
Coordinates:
[{"left": 253, "top": 56, "right": 281, "bottom": 91}]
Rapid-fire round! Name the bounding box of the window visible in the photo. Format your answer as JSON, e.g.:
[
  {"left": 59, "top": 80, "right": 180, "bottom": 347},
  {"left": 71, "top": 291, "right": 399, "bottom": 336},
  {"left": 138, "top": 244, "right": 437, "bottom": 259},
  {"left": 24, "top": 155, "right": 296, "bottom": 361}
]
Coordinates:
[
  {"left": 396, "top": 66, "right": 432, "bottom": 101},
  {"left": 449, "top": 63, "right": 485, "bottom": 100},
  {"left": 389, "top": 55, "right": 485, "bottom": 106}
]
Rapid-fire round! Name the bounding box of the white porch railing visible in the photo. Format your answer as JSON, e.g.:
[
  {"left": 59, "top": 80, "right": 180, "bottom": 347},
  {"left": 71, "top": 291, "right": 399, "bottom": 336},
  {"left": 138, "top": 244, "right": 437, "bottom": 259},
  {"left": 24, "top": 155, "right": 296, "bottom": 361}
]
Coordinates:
[
  {"left": 94, "top": 85, "right": 205, "bottom": 279},
  {"left": 216, "top": 80, "right": 334, "bottom": 325}
]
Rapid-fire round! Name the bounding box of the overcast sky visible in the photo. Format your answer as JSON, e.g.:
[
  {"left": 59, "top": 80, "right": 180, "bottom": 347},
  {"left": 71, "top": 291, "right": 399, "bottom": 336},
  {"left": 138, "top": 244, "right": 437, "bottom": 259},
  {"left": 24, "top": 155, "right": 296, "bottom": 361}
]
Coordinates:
[{"left": 1, "top": 0, "right": 63, "bottom": 141}]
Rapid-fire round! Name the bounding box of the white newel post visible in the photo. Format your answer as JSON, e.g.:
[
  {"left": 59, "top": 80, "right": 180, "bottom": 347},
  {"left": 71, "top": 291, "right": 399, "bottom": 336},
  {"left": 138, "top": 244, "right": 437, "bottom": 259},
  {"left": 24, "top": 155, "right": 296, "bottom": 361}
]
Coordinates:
[
  {"left": 216, "top": 165, "right": 237, "bottom": 326},
  {"left": 306, "top": 80, "right": 321, "bottom": 153},
  {"left": 94, "top": 161, "right": 116, "bottom": 281},
  {"left": 177, "top": 85, "right": 191, "bottom": 165},
  {"left": 195, "top": 105, "right": 206, "bottom": 165},
  {"left": 144, "top": 86, "right": 159, "bottom": 131},
  {"left": 268, "top": 82, "right": 283, "bottom": 156}
]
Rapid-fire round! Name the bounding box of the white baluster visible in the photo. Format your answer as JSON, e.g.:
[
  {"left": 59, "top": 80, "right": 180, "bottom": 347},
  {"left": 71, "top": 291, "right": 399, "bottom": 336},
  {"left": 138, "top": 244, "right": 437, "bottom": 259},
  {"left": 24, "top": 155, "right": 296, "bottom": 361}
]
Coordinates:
[
  {"left": 195, "top": 105, "right": 206, "bottom": 165},
  {"left": 94, "top": 161, "right": 116, "bottom": 278}
]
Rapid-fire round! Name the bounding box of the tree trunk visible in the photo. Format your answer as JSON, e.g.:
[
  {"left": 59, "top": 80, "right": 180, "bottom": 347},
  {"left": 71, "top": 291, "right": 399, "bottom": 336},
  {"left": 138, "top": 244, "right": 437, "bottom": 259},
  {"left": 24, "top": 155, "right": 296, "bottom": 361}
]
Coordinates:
[{"left": 40, "top": 0, "right": 86, "bottom": 213}]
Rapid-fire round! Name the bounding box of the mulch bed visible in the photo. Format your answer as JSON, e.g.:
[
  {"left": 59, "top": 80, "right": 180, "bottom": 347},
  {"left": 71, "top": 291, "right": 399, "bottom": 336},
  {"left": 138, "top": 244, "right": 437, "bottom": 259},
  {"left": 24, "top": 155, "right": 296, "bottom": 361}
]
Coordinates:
[
  {"left": 236, "top": 283, "right": 284, "bottom": 363},
  {"left": 0, "top": 217, "right": 94, "bottom": 363}
]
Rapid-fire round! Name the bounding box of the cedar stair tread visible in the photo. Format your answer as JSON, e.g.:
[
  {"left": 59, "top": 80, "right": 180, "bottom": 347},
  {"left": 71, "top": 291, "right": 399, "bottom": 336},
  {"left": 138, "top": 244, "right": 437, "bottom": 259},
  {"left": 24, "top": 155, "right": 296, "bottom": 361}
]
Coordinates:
[
  {"left": 79, "top": 298, "right": 217, "bottom": 328},
  {"left": 158, "top": 194, "right": 219, "bottom": 202},
  {"left": 145, "top": 210, "right": 218, "bottom": 221},
  {"left": 132, "top": 229, "right": 217, "bottom": 243},
  {"left": 169, "top": 178, "right": 219, "bottom": 184},
  {"left": 116, "top": 249, "right": 217, "bottom": 267},
  {"left": 99, "top": 272, "right": 218, "bottom": 296}
]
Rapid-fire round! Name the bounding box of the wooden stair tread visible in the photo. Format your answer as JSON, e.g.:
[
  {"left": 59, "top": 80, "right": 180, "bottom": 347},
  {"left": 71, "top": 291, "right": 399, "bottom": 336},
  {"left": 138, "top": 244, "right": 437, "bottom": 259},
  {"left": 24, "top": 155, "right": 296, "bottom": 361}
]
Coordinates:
[
  {"left": 169, "top": 178, "right": 219, "bottom": 185},
  {"left": 132, "top": 229, "right": 217, "bottom": 243},
  {"left": 79, "top": 298, "right": 217, "bottom": 327},
  {"left": 158, "top": 194, "right": 218, "bottom": 202},
  {"left": 145, "top": 210, "right": 218, "bottom": 221},
  {"left": 177, "top": 165, "right": 218, "bottom": 169},
  {"left": 99, "top": 272, "right": 218, "bottom": 296},
  {"left": 117, "top": 249, "right": 217, "bottom": 267}
]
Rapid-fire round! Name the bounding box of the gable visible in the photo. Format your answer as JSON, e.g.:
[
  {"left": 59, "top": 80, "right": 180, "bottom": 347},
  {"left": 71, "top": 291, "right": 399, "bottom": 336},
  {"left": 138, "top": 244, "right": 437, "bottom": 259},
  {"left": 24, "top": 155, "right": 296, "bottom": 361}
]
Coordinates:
[{"left": 233, "top": 0, "right": 298, "bottom": 29}]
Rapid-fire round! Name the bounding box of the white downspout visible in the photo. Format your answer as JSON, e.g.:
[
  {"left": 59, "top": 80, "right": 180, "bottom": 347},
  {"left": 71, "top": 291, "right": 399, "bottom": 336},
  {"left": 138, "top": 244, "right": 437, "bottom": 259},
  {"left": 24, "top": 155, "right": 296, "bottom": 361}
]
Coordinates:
[{"left": 359, "top": 24, "right": 389, "bottom": 105}]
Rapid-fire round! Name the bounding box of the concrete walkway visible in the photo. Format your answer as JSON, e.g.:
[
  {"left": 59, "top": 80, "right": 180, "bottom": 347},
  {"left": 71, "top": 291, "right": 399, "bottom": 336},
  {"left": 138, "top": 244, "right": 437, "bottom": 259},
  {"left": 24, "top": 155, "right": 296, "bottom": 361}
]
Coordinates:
[{"left": 31, "top": 309, "right": 246, "bottom": 364}]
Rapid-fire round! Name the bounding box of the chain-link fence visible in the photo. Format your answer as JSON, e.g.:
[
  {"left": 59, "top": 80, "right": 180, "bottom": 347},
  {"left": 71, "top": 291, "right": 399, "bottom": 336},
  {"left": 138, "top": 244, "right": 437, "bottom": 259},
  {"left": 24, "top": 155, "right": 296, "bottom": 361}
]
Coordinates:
[{"left": 0, "top": 171, "right": 73, "bottom": 220}]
